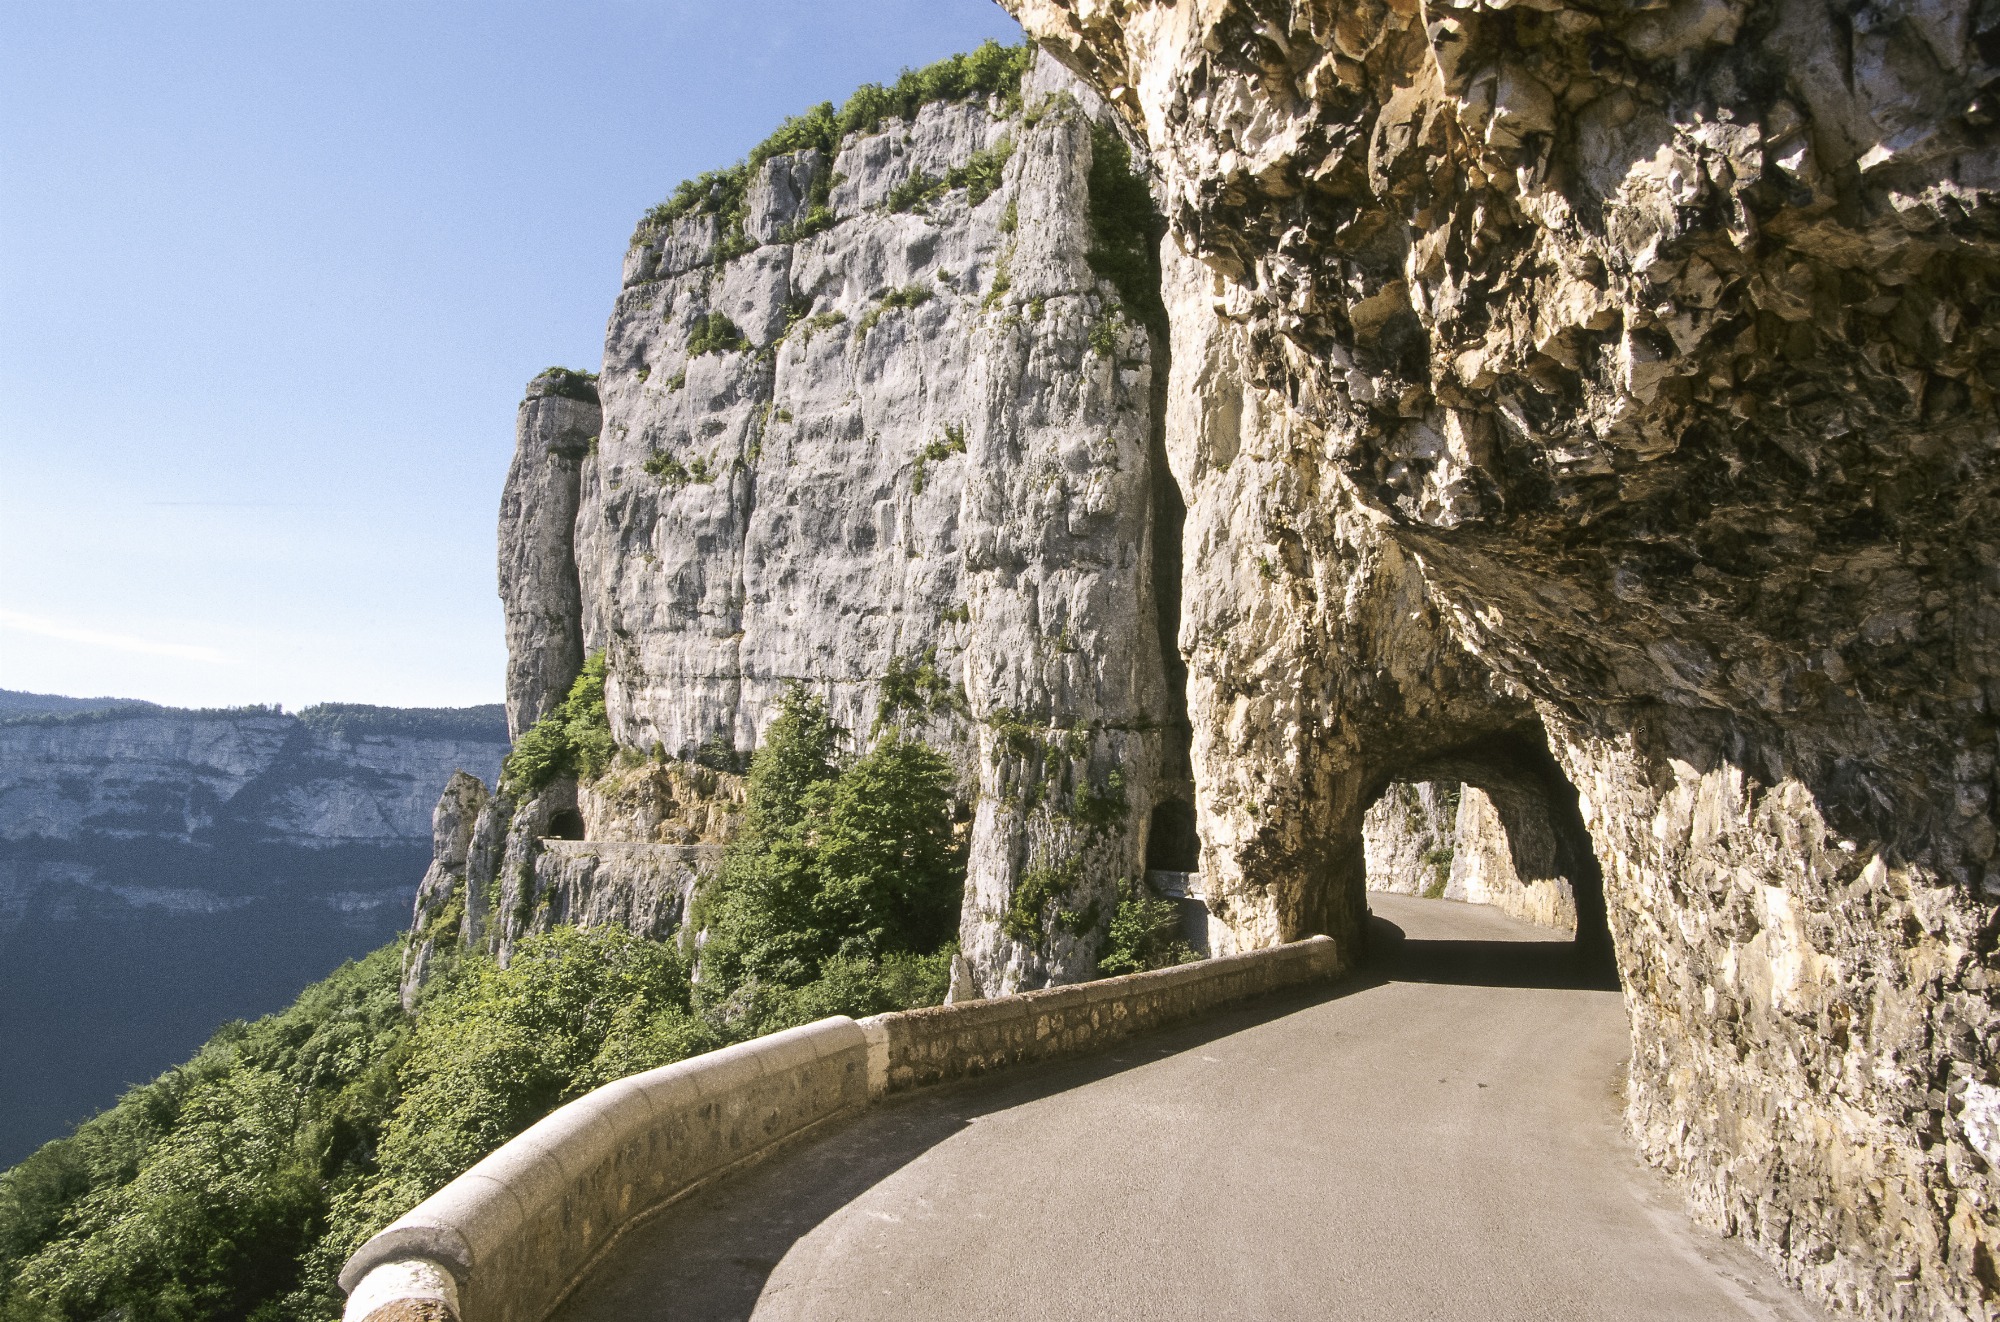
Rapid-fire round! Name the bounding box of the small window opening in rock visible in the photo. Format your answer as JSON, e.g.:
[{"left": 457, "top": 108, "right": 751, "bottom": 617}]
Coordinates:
[
  {"left": 1145, "top": 798, "right": 1200, "bottom": 873},
  {"left": 547, "top": 809, "right": 586, "bottom": 841}
]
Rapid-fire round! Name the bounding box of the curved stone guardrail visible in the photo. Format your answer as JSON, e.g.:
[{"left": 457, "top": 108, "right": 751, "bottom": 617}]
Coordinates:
[{"left": 339, "top": 935, "right": 1340, "bottom": 1322}]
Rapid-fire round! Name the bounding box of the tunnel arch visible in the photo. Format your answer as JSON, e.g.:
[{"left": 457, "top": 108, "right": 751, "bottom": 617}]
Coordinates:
[
  {"left": 1354, "top": 725, "right": 1614, "bottom": 971},
  {"left": 546, "top": 808, "right": 586, "bottom": 841}
]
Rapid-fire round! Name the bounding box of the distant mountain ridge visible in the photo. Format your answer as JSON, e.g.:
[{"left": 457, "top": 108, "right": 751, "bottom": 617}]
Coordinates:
[
  {"left": 0, "top": 691, "right": 508, "bottom": 853},
  {"left": 0, "top": 688, "right": 511, "bottom": 1166},
  {"left": 0, "top": 688, "right": 162, "bottom": 718}
]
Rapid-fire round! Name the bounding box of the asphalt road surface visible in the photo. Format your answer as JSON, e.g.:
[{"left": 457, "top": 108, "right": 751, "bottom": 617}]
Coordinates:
[{"left": 553, "top": 892, "right": 1827, "bottom": 1322}]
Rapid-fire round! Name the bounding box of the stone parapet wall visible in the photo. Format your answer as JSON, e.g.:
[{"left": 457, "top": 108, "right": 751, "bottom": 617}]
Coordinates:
[
  {"left": 339, "top": 1018, "right": 870, "bottom": 1322},
  {"left": 862, "top": 935, "right": 1339, "bottom": 1092},
  {"left": 338, "top": 936, "right": 1341, "bottom": 1322}
]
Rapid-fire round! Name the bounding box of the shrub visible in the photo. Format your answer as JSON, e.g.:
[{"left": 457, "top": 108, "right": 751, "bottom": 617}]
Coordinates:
[
  {"left": 983, "top": 246, "right": 1014, "bottom": 310},
  {"left": 1071, "top": 768, "right": 1129, "bottom": 831},
  {"left": 644, "top": 451, "right": 690, "bottom": 487},
  {"left": 909, "top": 428, "right": 965, "bottom": 496},
  {"left": 886, "top": 169, "right": 943, "bottom": 214},
  {"left": 1097, "top": 876, "right": 1198, "bottom": 977},
  {"left": 857, "top": 284, "right": 933, "bottom": 337},
  {"left": 533, "top": 367, "right": 600, "bottom": 404},
  {"left": 835, "top": 41, "right": 1033, "bottom": 140},
  {"left": 1085, "top": 122, "right": 1167, "bottom": 331},
  {"left": 885, "top": 137, "right": 1014, "bottom": 214},
  {"left": 499, "top": 652, "right": 614, "bottom": 797},
  {"left": 1089, "top": 307, "right": 1122, "bottom": 357},
  {"left": 686, "top": 312, "right": 750, "bottom": 357},
  {"left": 876, "top": 646, "right": 964, "bottom": 728},
  {"left": 1005, "top": 854, "right": 1095, "bottom": 944}
]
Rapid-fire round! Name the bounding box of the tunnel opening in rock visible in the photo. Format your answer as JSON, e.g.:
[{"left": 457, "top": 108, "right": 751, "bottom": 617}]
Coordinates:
[
  {"left": 1359, "top": 728, "right": 1615, "bottom": 982},
  {"left": 546, "top": 809, "right": 586, "bottom": 841},
  {"left": 1145, "top": 798, "right": 1200, "bottom": 874}
]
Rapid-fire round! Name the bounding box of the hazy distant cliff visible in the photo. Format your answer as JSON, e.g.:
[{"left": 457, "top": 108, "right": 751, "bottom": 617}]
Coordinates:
[
  {"left": 0, "top": 691, "right": 508, "bottom": 1166},
  {"left": 0, "top": 698, "right": 508, "bottom": 852}
]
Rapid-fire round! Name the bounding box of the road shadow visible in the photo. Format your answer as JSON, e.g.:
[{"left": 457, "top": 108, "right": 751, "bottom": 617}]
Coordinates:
[
  {"left": 1366, "top": 912, "right": 1622, "bottom": 992},
  {"left": 554, "top": 980, "right": 1358, "bottom": 1322}
]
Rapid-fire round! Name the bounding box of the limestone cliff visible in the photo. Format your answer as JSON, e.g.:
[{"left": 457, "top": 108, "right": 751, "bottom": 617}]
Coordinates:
[
  {"left": 996, "top": 2, "right": 2000, "bottom": 1317},
  {"left": 433, "top": 53, "right": 1195, "bottom": 995},
  {"left": 418, "top": 7, "right": 2000, "bottom": 1312},
  {"left": 0, "top": 699, "right": 510, "bottom": 930}
]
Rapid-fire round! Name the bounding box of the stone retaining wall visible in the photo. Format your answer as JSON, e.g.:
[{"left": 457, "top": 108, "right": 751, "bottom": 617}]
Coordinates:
[
  {"left": 337, "top": 1019, "right": 868, "bottom": 1322},
  {"left": 339, "top": 936, "right": 1339, "bottom": 1322},
  {"left": 861, "top": 936, "right": 1340, "bottom": 1093}
]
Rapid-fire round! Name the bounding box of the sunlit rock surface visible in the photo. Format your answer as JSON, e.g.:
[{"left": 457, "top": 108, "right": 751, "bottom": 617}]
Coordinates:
[
  {"left": 996, "top": 2, "right": 2000, "bottom": 1315},
  {"left": 437, "top": 55, "right": 1194, "bottom": 995}
]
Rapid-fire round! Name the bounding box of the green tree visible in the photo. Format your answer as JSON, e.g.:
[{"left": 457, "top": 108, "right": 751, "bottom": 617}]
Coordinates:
[
  {"left": 500, "top": 652, "right": 613, "bottom": 797},
  {"left": 320, "top": 928, "right": 694, "bottom": 1262},
  {"left": 813, "top": 735, "right": 962, "bottom": 957},
  {"left": 695, "top": 687, "right": 964, "bottom": 1006}
]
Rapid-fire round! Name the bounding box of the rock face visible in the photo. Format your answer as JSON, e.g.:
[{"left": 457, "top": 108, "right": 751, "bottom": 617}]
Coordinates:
[
  {"left": 996, "top": 2, "right": 2000, "bottom": 1317},
  {"left": 401, "top": 770, "right": 489, "bottom": 1009},
  {"left": 0, "top": 697, "right": 509, "bottom": 861},
  {"left": 1364, "top": 778, "right": 1581, "bottom": 933},
  {"left": 452, "top": 54, "right": 1195, "bottom": 995},
  {"left": 500, "top": 372, "right": 600, "bottom": 738},
  {"left": 1360, "top": 780, "right": 1457, "bottom": 898}
]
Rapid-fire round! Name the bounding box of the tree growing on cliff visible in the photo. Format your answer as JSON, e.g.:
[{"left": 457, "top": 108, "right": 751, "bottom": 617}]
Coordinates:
[
  {"left": 499, "top": 652, "right": 613, "bottom": 797},
  {"left": 693, "top": 686, "right": 964, "bottom": 1010}
]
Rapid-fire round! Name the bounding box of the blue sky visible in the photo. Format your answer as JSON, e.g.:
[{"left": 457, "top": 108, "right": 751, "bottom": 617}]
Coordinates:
[{"left": 0, "top": 0, "right": 1023, "bottom": 711}]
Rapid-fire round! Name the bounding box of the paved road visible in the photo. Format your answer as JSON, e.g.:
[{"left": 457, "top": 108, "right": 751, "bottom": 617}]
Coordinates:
[{"left": 555, "top": 893, "right": 1826, "bottom": 1322}]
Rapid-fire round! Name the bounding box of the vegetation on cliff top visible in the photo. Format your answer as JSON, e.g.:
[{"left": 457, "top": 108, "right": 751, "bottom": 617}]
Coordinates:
[
  {"left": 530, "top": 367, "right": 600, "bottom": 404},
  {"left": 631, "top": 39, "right": 1033, "bottom": 248}
]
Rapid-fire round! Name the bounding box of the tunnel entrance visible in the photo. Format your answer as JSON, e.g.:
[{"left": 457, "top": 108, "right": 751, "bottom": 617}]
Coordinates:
[
  {"left": 547, "top": 808, "right": 586, "bottom": 841},
  {"left": 1358, "top": 727, "right": 1616, "bottom": 984},
  {"left": 1145, "top": 799, "right": 1200, "bottom": 873}
]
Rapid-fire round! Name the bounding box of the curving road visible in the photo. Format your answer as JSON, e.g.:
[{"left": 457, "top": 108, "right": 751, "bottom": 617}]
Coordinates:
[{"left": 554, "top": 893, "right": 1826, "bottom": 1322}]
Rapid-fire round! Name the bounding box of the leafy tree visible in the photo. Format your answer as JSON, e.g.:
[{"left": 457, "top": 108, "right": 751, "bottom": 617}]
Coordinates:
[
  {"left": 316, "top": 928, "right": 696, "bottom": 1267},
  {"left": 695, "top": 687, "right": 965, "bottom": 1006},
  {"left": 500, "top": 651, "right": 613, "bottom": 797},
  {"left": 1097, "top": 878, "right": 1198, "bottom": 977},
  {"left": 812, "top": 736, "right": 961, "bottom": 957}
]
